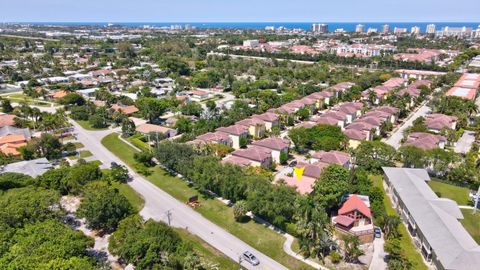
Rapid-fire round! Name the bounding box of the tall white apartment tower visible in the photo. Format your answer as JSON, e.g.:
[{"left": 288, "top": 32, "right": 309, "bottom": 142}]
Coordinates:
[
  {"left": 355, "top": 24, "right": 365, "bottom": 33},
  {"left": 426, "top": 24, "right": 436, "bottom": 34},
  {"left": 411, "top": 26, "right": 421, "bottom": 35},
  {"left": 381, "top": 24, "right": 390, "bottom": 33}
]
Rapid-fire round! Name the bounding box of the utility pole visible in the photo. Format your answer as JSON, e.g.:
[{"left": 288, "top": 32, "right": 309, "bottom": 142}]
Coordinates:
[{"left": 165, "top": 209, "right": 172, "bottom": 226}]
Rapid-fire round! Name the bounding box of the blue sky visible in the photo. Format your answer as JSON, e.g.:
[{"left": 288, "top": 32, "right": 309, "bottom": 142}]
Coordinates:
[{"left": 1, "top": 0, "right": 479, "bottom": 22}]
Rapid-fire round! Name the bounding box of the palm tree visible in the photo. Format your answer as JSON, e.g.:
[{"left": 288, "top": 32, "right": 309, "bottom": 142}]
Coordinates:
[
  {"left": 382, "top": 214, "right": 401, "bottom": 239},
  {"left": 342, "top": 234, "right": 364, "bottom": 263}
]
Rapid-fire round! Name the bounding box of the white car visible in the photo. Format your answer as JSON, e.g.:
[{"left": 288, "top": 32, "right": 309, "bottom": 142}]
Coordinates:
[{"left": 242, "top": 251, "right": 260, "bottom": 266}]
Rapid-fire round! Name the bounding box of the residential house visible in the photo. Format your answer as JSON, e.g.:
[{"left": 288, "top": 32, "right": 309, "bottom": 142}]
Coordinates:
[
  {"left": 425, "top": 114, "right": 457, "bottom": 133},
  {"left": 236, "top": 118, "right": 266, "bottom": 139},
  {"left": 332, "top": 195, "right": 374, "bottom": 243},
  {"left": 404, "top": 132, "right": 446, "bottom": 150},
  {"left": 332, "top": 102, "right": 364, "bottom": 124},
  {"left": 311, "top": 150, "right": 351, "bottom": 168},
  {"left": 251, "top": 137, "right": 290, "bottom": 164},
  {"left": 382, "top": 167, "right": 480, "bottom": 270},
  {"left": 344, "top": 128, "right": 370, "bottom": 149},
  {"left": 0, "top": 133, "right": 29, "bottom": 156},
  {"left": 195, "top": 131, "right": 232, "bottom": 147},
  {"left": 0, "top": 114, "right": 16, "bottom": 128},
  {"left": 1, "top": 157, "right": 52, "bottom": 177},
  {"left": 111, "top": 104, "right": 139, "bottom": 116},
  {"left": 216, "top": 125, "right": 249, "bottom": 149},
  {"left": 321, "top": 111, "right": 348, "bottom": 129},
  {"left": 189, "top": 90, "right": 211, "bottom": 101},
  {"left": 136, "top": 123, "right": 177, "bottom": 138},
  {"left": 252, "top": 112, "right": 279, "bottom": 131},
  {"left": 229, "top": 145, "right": 272, "bottom": 168},
  {"left": 304, "top": 92, "right": 326, "bottom": 109},
  {"left": 47, "top": 90, "right": 68, "bottom": 100}
]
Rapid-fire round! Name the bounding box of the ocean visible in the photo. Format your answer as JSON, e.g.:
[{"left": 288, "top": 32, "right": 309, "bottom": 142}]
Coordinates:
[{"left": 14, "top": 22, "right": 480, "bottom": 32}]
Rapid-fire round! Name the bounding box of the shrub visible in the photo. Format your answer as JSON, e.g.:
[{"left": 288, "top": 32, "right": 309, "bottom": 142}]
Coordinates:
[{"left": 329, "top": 251, "right": 342, "bottom": 264}]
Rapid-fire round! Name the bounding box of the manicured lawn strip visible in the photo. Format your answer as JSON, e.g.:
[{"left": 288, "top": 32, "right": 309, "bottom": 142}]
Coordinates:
[
  {"left": 110, "top": 181, "right": 145, "bottom": 212},
  {"left": 60, "top": 135, "right": 76, "bottom": 141},
  {"left": 101, "top": 133, "right": 314, "bottom": 270},
  {"left": 175, "top": 228, "right": 242, "bottom": 269},
  {"left": 371, "top": 175, "right": 428, "bottom": 270},
  {"left": 75, "top": 120, "right": 108, "bottom": 131},
  {"left": 73, "top": 142, "right": 84, "bottom": 149},
  {"left": 79, "top": 150, "right": 93, "bottom": 158},
  {"left": 460, "top": 209, "right": 480, "bottom": 244},
  {"left": 428, "top": 180, "right": 470, "bottom": 205}
]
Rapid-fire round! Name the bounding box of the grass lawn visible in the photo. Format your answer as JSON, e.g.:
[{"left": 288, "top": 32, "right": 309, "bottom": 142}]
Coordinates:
[
  {"left": 460, "top": 209, "right": 480, "bottom": 244},
  {"left": 175, "top": 228, "right": 242, "bottom": 269},
  {"left": 79, "top": 150, "right": 93, "bottom": 158},
  {"left": 60, "top": 135, "right": 76, "bottom": 141},
  {"left": 75, "top": 120, "right": 108, "bottom": 131},
  {"left": 101, "top": 133, "right": 314, "bottom": 270},
  {"left": 371, "top": 175, "right": 428, "bottom": 270},
  {"left": 73, "top": 142, "right": 84, "bottom": 149},
  {"left": 67, "top": 155, "right": 78, "bottom": 160},
  {"left": 88, "top": 160, "right": 102, "bottom": 167},
  {"left": 428, "top": 180, "right": 470, "bottom": 205}
]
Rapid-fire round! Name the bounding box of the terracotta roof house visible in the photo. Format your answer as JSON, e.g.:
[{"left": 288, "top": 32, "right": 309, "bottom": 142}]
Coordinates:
[
  {"left": 0, "top": 114, "right": 16, "bottom": 128},
  {"left": 48, "top": 90, "right": 68, "bottom": 99},
  {"left": 196, "top": 132, "right": 232, "bottom": 146},
  {"left": 327, "top": 82, "right": 356, "bottom": 97},
  {"left": 0, "top": 134, "right": 28, "bottom": 156},
  {"left": 344, "top": 128, "right": 370, "bottom": 149},
  {"left": 236, "top": 118, "right": 266, "bottom": 138},
  {"left": 322, "top": 111, "right": 348, "bottom": 128},
  {"left": 252, "top": 137, "right": 290, "bottom": 164},
  {"left": 222, "top": 155, "right": 253, "bottom": 167},
  {"left": 454, "top": 78, "right": 480, "bottom": 89},
  {"left": 425, "top": 114, "right": 457, "bottom": 133},
  {"left": 311, "top": 115, "right": 343, "bottom": 128},
  {"left": 229, "top": 145, "right": 272, "bottom": 168},
  {"left": 216, "top": 125, "right": 249, "bottom": 149},
  {"left": 333, "top": 102, "right": 364, "bottom": 123},
  {"left": 305, "top": 92, "right": 326, "bottom": 108},
  {"left": 111, "top": 104, "right": 139, "bottom": 115},
  {"left": 252, "top": 112, "right": 279, "bottom": 131},
  {"left": 332, "top": 194, "right": 374, "bottom": 243},
  {"left": 299, "top": 161, "right": 329, "bottom": 179},
  {"left": 317, "top": 91, "right": 334, "bottom": 105},
  {"left": 189, "top": 90, "right": 211, "bottom": 101},
  {"left": 311, "top": 150, "right": 351, "bottom": 168},
  {"left": 404, "top": 132, "right": 446, "bottom": 150}
]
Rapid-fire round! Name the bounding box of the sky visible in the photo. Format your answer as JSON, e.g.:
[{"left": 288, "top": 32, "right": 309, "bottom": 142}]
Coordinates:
[{"left": 1, "top": 0, "right": 479, "bottom": 22}]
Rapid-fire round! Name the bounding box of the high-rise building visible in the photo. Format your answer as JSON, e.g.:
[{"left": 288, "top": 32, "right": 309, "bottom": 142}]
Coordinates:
[
  {"left": 426, "top": 24, "right": 436, "bottom": 34},
  {"left": 355, "top": 24, "right": 365, "bottom": 33},
  {"left": 436, "top": 26, "right": 473, "bottom": 37},
  {"left": 394, "top": 27, "right": 408, "bottom": 34},
  {"left": 367, "top": 28, "right": 378, "bottom": 34},
  {"left": 411, "top": 26, "right": 421, "bottom": 35},
  {"left": 312, "top": 23, "right": 328, "bottom": 33},
  {"left": 382, "top": 24, "right": 390, "bottom": 33}
]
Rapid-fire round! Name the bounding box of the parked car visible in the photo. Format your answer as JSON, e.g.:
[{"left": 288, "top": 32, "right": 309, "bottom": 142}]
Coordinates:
[
  {"left": 242, "top": 251, "right": 260, "bottom": 266},
  {"left": 374, "top": 227, "right": 382, "bottom": 238}
]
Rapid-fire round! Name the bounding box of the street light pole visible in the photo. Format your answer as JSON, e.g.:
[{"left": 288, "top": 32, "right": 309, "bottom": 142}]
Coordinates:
[{"left": 473, "top": 185, "right": 480, "bottom": 214}]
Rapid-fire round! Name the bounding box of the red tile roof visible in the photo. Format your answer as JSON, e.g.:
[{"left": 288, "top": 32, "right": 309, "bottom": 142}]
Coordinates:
[
  {"left": 252, "top": 137, "right": 290, "bottom": 151},
  {"left": 0, "top": 114, "right": 16, "bottom": 128},
  {"left": 339, "top": 195, "right": 372, "bottom": 218}
]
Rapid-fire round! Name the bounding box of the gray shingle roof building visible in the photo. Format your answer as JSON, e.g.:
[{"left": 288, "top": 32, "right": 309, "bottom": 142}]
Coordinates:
[
  {"left": 382, "top": 167, "right": 480, "bottom": 270},
  {"left": 1, "top": 158, "right": 52, "bottom": 177}
]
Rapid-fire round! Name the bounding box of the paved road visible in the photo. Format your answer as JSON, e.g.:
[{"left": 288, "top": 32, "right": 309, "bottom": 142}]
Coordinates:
[
  {"left": 454, "top": 130, "right": 475, "bottom": 154},
  {"left": 369, "top": 236, "right": 387, "bottom": 270},
  {"left": 383, "top": 102, "right": 431, "bottom": 149},
  {"left": 69, "top": 119, "right": 288, "bottom": 270}
]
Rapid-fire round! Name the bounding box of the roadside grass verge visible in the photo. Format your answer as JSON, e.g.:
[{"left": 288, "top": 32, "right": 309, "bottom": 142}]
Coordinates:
[
  {"left": 110, "top": 180, "right": 145, "bottom": 212},
  {"left": 371, "top": 175, "right": 428, "bottom": 270},
  {"left": 79, "top": 150, "right": 93, "bottom": 158},
  {"left": 75, "top": 120, "right": 108, "bottom": 131},
  {"left": 101, "top": 133, "right": 314, "bottom": 270}
]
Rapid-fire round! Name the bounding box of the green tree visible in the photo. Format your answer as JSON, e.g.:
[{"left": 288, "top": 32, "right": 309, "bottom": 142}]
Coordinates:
[
  {"left": 398, "top": 146, "right": 427, "bottom": 168},
  {"left": 0, "top": 172, "right": 34, "bottom": 191},
  {"left": 77, "top": 183, "right": 133, "bottom": 232},
  {"left": 136, "top": 97, "right": 171, "bottom": 122},
  {"left": 110, "top": 163, "right": 129, "bottom": 183},
  {"left": 0, "top": 220, "right": 95, "bottom": 270},
  {"left": 354, "top": 141, "right": 396, "bottom": 172},
  {"left": 311, "top": 164, "right": 350, "bottom": 211},
  {"left": 342, "top": 234, "right": 364, "bottom": 263},
  {"left": 233, "top": 200, "right": 249, "bottom": 222}
]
